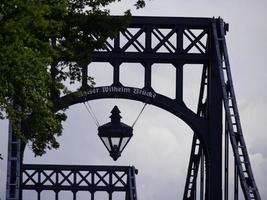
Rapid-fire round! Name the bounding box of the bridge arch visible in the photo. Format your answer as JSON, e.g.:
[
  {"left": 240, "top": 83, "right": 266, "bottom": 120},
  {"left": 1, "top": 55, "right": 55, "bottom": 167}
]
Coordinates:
[
  {"left": 57, "top": 86, "right": 209, "bottom": 152},
  {"left": 22, "top": 99, "right": 199, "bottom": 200}
]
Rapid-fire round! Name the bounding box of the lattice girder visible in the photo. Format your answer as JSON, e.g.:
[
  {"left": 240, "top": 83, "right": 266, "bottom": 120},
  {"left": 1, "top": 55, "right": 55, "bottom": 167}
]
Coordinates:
[
  {"left": 90, "top": 17, "right": 210, "bottom": 64},
  {"left": 22, "top": 165, "right": 134, "bottom": 193}
]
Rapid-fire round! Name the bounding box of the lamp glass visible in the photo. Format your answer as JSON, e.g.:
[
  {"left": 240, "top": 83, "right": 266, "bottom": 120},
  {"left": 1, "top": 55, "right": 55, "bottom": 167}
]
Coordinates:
[
  {"left": 111, "top": 137, "right": 121, "bottom": 147},
  {"left": 101, "top": 137, "right": 111, "bottom": 151},
  {"left": 120, "top": 137, "right": 130, "bottom": 151}
]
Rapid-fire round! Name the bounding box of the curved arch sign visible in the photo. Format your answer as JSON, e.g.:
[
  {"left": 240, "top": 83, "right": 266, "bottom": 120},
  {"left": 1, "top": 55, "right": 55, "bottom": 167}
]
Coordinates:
[{"left": 57, "top": 85, "right": 208, "bottom": 147}]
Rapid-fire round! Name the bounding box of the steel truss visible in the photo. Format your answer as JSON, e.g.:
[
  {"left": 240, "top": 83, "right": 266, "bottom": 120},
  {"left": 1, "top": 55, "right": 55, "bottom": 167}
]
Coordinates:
[
  {"left": 22, "top": 164, "right": 137, "bottom": 200},
  {"left": 6, "top": 16, "right": 261, "bottom": 200}
]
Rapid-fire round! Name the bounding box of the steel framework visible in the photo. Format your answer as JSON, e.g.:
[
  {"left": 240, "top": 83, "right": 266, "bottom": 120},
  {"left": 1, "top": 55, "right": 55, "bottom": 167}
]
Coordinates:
[
  {"left": 6, "top": 16, "right": 261, "bottom": 200},
  {"left": 22, "top": 164, "right": 137, "bottom": 200}
]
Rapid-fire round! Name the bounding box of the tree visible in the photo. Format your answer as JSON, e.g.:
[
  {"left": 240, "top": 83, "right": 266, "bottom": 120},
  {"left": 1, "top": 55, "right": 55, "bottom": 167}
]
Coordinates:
[{"left": 0, "top": 0, "right": 146, "bottom": 156}]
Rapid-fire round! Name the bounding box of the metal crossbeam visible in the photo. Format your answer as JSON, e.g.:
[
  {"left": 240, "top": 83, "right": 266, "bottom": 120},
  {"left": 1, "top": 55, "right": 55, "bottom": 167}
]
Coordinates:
[{"left": 89, "top": 17, "right": 210, "bottom": 64}]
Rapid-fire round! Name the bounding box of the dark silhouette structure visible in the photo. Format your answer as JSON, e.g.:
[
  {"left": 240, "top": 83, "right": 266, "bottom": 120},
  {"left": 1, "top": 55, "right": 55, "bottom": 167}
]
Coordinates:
[{"left": 6, "top": 17, "right": 261, "bottom": 200}]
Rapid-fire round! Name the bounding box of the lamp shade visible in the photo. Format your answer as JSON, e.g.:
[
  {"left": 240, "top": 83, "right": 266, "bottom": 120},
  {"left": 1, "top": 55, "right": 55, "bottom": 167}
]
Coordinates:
[{"left": 98, "top": 106, "right": 133, "bottom": 161}]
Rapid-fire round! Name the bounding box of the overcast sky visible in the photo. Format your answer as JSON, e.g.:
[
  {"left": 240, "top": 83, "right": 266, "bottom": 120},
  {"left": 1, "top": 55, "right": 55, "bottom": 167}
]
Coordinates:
[{"left": 1, "top": 0, "right": 267, "bottom": 199}]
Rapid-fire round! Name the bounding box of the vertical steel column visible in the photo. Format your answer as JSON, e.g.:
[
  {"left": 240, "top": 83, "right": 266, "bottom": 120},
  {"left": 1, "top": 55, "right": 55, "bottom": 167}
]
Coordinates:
[
  {"left": 145, "top": 25, "right": 152, "bottom": 53},
  {"left": 82, "top": 63, "right": 89, "bottom": 88},
  {"left": 205, "top": 59, "right": 223, "bottom": 200},
  {"left": 224, "top": 118, "right": 229, "bottom": 200},
  {"left": 91, "top": 192, "right": 95, "bottom": 200},
  {"left": 73, "top": 191, "right": 77, "bottom": 200},
  {"left": 175, "top": 63, "right": 183, "bottom": 102},
  {"left": 143, "top": 62, "right": 152, "bottom": 90},
  {"left": 37, "top": 191, "right": 41, "bottom": 200},
  {"left": 112, "top": 61, "right": 121, "bottom": 86},
  {"left": 55, "top": 191, "right": 59, "bottom": 200},
  {"left": 212, "top": 18, "right": 261, "bottom": 199},
  {"left": 234, "top": 161, "right": 239, "bottom": 200},
  {"left": 6, "top": 121, "right": 22, "bottom": 200},
  {"left": 183, "top": 64, "right": 208, "bottom": 200},
  {"left": 200, "top": 150, "right": 204, "bottom": 200}
]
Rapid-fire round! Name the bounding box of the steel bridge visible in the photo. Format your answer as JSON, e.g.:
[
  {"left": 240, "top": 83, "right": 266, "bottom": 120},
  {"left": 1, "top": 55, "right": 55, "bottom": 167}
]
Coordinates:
[{"left": 6, "top": 16, "right": 261, "bottom": 200}]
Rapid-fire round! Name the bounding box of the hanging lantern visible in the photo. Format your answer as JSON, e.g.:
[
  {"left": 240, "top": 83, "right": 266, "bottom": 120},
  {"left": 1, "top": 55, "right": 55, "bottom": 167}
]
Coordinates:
[{"left": 98, "top": 106, "right": 133, "bottom": 161}]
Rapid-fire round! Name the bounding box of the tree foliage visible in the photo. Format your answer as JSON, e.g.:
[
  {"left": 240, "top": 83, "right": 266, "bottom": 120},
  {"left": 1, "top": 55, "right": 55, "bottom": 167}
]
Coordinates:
[{"left": 0, "top": 0, "right": 146, "bottom": 156}]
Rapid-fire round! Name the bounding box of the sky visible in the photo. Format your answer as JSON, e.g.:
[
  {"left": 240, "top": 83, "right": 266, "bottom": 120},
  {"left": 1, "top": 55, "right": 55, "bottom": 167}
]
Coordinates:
[{"left": 1, "top": 0, "right": 267, "bottom": 199}]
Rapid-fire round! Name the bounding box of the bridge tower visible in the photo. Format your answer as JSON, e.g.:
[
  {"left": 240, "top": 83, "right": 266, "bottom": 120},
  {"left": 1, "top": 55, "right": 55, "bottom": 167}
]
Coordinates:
[{"left": 6, "top": 17, "right": 261, "bottom": 200}]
